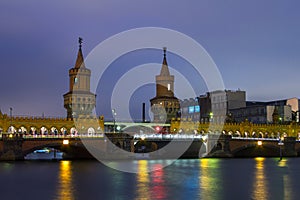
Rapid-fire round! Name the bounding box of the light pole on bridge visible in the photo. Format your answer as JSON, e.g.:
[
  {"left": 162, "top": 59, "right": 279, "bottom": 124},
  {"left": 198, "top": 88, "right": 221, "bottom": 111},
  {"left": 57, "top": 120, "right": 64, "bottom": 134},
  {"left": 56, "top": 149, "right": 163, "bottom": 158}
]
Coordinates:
[
  {"left": 9, "top": 107, "right": 13, "bottom": 133},
  {"left": 112, "top": 109, "right": 117, "bottom": 133}
]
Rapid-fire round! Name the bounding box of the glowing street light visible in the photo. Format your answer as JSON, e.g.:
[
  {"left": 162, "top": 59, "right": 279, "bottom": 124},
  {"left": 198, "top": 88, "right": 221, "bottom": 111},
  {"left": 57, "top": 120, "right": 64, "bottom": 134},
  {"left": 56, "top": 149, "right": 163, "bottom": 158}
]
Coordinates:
[
  {"left": 63, "top": 139, "right": 69, "bottom": 145},
  {"left": 257, "top": 141, "right": 262, "bottom": 146}
]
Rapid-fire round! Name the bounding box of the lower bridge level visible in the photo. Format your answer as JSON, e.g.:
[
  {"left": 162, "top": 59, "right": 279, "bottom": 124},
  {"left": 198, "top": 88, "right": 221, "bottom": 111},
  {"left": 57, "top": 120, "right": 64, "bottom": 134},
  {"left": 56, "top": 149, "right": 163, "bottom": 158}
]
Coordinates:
[{"left": 1, "top": 133, "right": 300, "bottom": 160}]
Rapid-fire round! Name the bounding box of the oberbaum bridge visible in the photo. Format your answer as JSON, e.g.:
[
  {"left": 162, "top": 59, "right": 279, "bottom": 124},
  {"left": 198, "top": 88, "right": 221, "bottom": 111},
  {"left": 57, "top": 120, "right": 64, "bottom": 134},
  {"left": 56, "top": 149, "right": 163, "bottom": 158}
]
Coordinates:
[{"left": 1, "top": 39, "right": 300, "bottom": 160}]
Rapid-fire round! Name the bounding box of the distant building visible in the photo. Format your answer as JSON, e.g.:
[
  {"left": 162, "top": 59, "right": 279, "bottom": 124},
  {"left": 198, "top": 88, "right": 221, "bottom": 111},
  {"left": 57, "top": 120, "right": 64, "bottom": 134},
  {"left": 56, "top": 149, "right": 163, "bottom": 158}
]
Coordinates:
[
  {"left": 180, "top": 98, "right": 200, "bottom": 121},
  {"left": 200, "top": 90, "right": 246, "bottom": 123},
  {"left": 230, "top": 98, "right": 298, "bottom": 124},
  {"left": 150, "top": 48, "right": 180, "bottom": 123},
  {"left": 179, "top": 89, "right": 246, "bottom": 123}
]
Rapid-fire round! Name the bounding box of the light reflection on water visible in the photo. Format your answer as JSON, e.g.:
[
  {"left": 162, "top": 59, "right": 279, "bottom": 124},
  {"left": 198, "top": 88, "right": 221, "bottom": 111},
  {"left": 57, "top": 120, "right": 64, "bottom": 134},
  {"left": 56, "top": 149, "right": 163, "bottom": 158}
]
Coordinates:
[
  {"left": 55, "top": 161, "right": 75, "bottom": 200},
  {"left": 253, "top": 157, "right": 268, "bottom": 200},
  {"left": 0, "top": 158, "right": 299, "bottom": 199},
  {"left": 136, "top": 160, "right": 151, "bottom": 200},
  {"left": 199, "top": 159, "right": 222, "bottom": 200}
]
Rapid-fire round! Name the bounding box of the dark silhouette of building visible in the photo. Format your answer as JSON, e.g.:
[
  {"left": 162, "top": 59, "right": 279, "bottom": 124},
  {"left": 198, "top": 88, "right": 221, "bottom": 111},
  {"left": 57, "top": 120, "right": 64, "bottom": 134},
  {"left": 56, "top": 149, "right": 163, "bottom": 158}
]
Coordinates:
[
  {"left": 150, "top": 48, "right": 180, "bottom": 123},
  {"left": 63, "top": 38, "right": 96, "bottom": 119}
]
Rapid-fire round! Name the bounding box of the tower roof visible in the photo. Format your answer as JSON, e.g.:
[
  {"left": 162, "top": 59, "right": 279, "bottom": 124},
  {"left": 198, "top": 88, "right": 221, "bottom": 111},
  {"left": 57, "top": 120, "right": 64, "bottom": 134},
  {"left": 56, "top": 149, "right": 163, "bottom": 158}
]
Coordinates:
[
  {"left": 160, "top": 47, "right": 170, "bottom": 76},
  {"left": 74, "top": 37, "right": 85, "bottom": 69}
]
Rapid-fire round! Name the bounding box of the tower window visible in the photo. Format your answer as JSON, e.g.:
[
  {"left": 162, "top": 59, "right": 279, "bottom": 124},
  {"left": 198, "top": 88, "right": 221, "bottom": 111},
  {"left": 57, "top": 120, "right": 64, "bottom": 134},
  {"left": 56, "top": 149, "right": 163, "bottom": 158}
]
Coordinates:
[
  {"left": 167, "top": 83, "right": 171, "bottom": 91},
  {"left": 74, "top": 77, "right": 78, "bottom": 84}
]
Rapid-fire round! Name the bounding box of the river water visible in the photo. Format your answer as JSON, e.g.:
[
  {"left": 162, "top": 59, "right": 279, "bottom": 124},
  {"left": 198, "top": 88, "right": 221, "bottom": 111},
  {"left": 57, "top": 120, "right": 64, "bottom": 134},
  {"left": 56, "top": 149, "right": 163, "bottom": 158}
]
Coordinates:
[{"left": 0, "top": 157, "right": 299, "bottom": 200}]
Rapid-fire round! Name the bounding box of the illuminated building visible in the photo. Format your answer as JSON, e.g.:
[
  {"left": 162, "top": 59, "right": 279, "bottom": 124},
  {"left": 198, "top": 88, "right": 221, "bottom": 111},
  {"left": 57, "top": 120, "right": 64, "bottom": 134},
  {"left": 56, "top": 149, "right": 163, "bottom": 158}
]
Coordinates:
[
  {"left": 63, "top": 37, "right": 96, "bottom": 119},
  {"left": 150, "top": 48, "right": 180, "bottom": 123},
  {"left": 0, "top": 38, "right": 104, "bottom": 134}
]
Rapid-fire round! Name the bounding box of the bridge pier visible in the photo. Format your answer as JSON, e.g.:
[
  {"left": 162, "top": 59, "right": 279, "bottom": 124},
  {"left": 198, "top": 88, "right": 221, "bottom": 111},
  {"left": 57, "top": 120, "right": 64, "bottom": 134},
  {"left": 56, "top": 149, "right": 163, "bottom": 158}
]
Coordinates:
[
  {"left": 0, "top": 134, "right": 24, "bottom": 161},
  {"left": 205, "top": 134, "right": 233, "bottom": 157},
  {"left": 283, "top": 137, "right": 297, "bottom": 157}
]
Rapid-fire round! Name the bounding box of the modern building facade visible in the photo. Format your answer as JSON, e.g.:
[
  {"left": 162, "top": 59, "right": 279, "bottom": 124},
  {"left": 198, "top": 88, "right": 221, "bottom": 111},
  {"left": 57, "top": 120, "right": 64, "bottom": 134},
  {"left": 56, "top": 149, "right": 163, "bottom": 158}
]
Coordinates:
[
  {"left": 179, "top": 89, "right": 246, "bottom": 123},
  {"left": 180, "top": 98, "right": 200, "bottom": 121},
  {"left": 230, "top": 98, "right": 298, "bottom": 124},
  {"left": 150, "top": 48, "right": 180, "bottom": 123}
]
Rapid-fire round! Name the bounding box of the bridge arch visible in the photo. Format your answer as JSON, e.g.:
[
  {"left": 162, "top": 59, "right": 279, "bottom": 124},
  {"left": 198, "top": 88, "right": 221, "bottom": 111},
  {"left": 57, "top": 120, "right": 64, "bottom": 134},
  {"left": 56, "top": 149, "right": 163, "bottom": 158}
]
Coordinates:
[
  {"left": 17, "top": 126, "right": 27, "bottom": 134},
  {"left": 7, "top": 126, "right": 17, "bottom": 133},
  {"left": 60, "top": 127, "right": 67, "bottom": 134},
  {"left": 50, "top": 127, "right": 58, "bottom": 134},
  {"left": 88, "top": 127, "right": 95, "bottom": 134},
  {"left": 232, "top": 143, "right": 280, "bottom": 157},
  {"left": 40, "top": 126, "right": 48, "bottom": 135}
]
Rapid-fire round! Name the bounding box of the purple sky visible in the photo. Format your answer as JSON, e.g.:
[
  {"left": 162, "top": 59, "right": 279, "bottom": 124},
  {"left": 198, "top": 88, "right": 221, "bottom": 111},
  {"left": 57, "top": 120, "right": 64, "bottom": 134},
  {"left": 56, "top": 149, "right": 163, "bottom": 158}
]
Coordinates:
[{"left": 0, "top": 0, "right": 300, "bottom": 119}]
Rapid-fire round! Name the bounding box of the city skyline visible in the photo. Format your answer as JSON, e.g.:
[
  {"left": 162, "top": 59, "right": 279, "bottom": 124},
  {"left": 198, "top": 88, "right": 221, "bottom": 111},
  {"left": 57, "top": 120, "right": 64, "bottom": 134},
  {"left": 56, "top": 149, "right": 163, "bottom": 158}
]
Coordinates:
[{"left": 1, "top": 1, "right": 300, "bottom": 118}]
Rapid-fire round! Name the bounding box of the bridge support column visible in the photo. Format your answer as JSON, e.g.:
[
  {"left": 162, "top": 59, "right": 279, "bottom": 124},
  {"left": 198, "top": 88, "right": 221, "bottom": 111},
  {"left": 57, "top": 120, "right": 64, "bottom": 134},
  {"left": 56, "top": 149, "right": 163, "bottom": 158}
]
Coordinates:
[
  {"left": 0, "top": 134, "right": 24, "bottom": 161},
  {"left": 283, "top": 137, "right": 297, "bottom": 157},
  {"left": 205, "top": 134, "right": 233, "bottom": 157}
]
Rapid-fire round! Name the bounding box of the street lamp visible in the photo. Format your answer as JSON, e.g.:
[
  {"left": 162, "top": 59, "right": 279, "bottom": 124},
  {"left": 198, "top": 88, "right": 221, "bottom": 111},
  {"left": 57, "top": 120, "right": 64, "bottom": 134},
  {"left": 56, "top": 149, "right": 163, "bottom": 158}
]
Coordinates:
[
  {"left": 9, "top": 107, "right": 13, "bottom": 133},
  {"left": 209, "top": 112, "right": 213, "bottom": 122},
  {"left": 112, "top": 109, "right": 117, "bottom": 133}
]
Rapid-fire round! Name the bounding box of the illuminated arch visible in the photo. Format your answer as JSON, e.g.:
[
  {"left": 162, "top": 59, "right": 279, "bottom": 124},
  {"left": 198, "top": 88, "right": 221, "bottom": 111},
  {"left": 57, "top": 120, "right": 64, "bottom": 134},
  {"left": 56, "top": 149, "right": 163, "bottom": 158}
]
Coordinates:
[
  {"left": 88, "top": 127, "right": 95, "bottom": 135},
  {"left": 50, "top": 127, "right": 58, "bottom": 135},
  {"left": 60, "top": 127, "right": 67, "bottom": 135},
  {"left": 18, "top": 126, "right": 27, "bottom": 134},
  {"left": 40, "top": 126, "right": 48, "bottom": 135}
]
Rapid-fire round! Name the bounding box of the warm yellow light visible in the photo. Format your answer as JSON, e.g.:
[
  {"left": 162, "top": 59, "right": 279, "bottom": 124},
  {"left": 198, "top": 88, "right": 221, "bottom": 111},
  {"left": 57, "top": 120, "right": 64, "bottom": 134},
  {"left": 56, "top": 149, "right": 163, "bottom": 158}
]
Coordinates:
[
  {"left": 63, "top": 139, "right": 69, "bottom": 145},
  {"left": 9, "top": 134, "right": 13, "bottom": 138},
  {"left": 257, "top": 141, "right": 262, "bottom": 146}
]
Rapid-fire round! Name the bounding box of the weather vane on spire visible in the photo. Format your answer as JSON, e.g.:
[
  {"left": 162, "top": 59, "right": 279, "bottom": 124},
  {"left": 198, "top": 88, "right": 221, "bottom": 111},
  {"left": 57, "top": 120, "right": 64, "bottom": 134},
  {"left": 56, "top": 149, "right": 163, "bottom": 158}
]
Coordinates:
[{"left": 79, "top": 37, "right": 83, "bottom": 48}]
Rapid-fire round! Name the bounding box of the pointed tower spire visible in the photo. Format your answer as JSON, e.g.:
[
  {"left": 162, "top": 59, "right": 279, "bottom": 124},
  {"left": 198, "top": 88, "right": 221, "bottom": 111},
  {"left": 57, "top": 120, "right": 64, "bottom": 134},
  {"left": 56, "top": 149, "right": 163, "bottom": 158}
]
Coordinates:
[
  {"left": 160, "top": 47, "right": 170, "bottom": 76},
  {"left": 74, "top": 37, "right": 85, "bottom": 68}
]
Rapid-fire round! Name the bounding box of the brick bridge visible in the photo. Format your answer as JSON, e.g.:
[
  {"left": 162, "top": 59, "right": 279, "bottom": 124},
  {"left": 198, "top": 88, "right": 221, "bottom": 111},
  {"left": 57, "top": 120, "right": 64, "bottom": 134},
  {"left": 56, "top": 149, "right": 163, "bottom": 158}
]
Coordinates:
[
  {"left": 0, "top": 133, "right": 133, "bottom": 160},
  {"left": 1, "top": 133, "right": 300, "bottom": 160}
]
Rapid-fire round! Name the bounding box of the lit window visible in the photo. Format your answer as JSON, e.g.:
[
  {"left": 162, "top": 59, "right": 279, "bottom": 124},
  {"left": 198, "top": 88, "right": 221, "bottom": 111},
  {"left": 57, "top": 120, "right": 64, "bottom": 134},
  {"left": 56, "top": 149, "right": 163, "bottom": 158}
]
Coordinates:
[
  {"left": 74, "top": 77, "right": 78, "bottom": 84},
  {"left": 167, "top": 83, "right": 171, "bottom": 91}
]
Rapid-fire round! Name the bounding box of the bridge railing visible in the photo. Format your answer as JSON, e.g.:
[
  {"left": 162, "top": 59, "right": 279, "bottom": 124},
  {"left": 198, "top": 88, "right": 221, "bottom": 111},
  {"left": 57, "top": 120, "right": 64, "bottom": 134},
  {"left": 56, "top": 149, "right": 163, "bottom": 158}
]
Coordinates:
[{"left": 0, "top": 133, "right": 105, "bottom": 139}]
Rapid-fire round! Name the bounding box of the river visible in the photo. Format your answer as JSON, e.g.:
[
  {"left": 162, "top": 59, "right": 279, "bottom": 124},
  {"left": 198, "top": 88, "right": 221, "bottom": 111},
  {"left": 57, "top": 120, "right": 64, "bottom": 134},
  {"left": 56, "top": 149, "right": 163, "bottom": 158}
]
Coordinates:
[{"left": 0, "top": 157, "right": 299, "bottom": 200}]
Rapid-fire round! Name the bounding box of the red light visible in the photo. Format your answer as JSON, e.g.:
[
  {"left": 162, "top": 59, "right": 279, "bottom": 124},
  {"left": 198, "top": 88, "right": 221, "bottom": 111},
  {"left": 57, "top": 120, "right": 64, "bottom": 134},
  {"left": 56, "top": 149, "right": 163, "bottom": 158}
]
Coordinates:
[{"left": 155, "top": 126, "right": 161, "bottom": 132}]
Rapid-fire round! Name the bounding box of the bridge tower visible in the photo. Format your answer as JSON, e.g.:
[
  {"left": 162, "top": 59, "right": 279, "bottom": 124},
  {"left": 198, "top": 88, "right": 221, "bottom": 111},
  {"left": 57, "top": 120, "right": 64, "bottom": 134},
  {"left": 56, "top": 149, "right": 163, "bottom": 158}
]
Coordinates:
[
  {"left": 63, "top": 38, "right": 96, "bottom": 119},
  {"left": 150, "top": 47, "right": 180, "bottom": 123}
]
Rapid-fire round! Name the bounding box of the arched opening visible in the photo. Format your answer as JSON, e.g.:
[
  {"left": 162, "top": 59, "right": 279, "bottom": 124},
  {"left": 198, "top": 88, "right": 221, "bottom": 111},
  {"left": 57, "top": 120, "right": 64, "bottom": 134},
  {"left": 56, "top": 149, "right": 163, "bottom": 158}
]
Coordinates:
[
  {"left": 50, "top": 127, "right": 58, "bottom": 135},
  {"left": 88, "top": 127, "right": 95, "bottom": 135},
  {"left": 25, "top": 146, "right": 64, "bottom": 160},
  {"left": 0, "top": 127, "right": 3, "bottom": 133},
  {"left": 18, "top": 126, "right": 27, "bottom": 134},
  {"left": 30, "top": 127, "right": 37, "bottom": 135},
  {"left": 70, "top": 127, "right": 77, "bottom": 136},
  {"left": 7, "top": 126, "right": 16, "bottom": 133},
  {"left": 40, "top": 126, "right": 48, "bottom": 135},
  {"left": 233, "top": 145, "right": 280, "bottom": 157},
  {"left": 60, "top": 127, "right": 67, "bottom": 135}
]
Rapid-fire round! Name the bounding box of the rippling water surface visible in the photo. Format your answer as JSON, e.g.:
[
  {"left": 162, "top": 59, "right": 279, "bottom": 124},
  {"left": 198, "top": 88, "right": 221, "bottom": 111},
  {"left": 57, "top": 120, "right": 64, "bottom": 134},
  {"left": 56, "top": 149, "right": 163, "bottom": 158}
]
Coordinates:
[{"left": 0, "top": 158, "right": 300, "bottom": 200}]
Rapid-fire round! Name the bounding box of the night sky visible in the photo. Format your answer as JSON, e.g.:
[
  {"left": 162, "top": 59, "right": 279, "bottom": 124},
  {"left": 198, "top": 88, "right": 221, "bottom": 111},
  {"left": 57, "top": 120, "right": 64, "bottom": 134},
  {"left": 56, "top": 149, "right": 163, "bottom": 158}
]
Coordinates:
[{"left": 1, "top": 0, "right": 300, "bottom": 120}]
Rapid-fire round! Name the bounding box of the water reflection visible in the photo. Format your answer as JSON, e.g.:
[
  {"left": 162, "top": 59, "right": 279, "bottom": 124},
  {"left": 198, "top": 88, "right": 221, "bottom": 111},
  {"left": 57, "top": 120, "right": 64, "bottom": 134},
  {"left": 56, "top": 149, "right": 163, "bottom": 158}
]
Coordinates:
[
  {"left": 252, "top": 157, "right": 268, "bottom": 200},
  {"left": 136, "top": 160, "right": 150, "bottom": 200},
  {"left": 277, "top": 159, "right": 292, "bottom": 200},
  {"left": 199, "top": 159, "right": 222, "bottom": 199},
  {"left": 55, "top": 161, "right": 75, "bottom": 200},
  {"left": 150, "top": 163, "right": 166, "bottom": 199}
]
